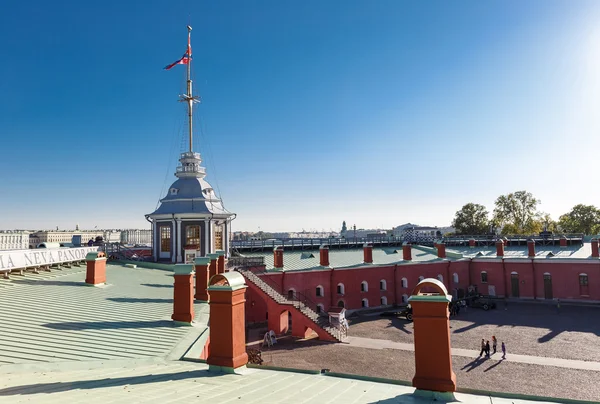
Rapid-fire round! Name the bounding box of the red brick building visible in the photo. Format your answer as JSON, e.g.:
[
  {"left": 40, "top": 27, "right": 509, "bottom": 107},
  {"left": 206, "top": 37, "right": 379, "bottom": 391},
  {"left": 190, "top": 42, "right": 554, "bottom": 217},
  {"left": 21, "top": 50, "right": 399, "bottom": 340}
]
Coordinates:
[{"left": 240, "top": 241, "right": 599, "bottom": 322}]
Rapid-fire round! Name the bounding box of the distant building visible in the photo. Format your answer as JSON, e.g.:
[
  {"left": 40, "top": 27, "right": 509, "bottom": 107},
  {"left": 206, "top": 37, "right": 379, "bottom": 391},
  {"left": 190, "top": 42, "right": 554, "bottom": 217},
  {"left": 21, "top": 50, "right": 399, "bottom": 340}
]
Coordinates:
[
  {"left": 393, "top": 223, "right": 454, "bottom": 243},
  {"left": 29, "top": 230, "right": 104, "bottom": 248},
  {"left": 392, "top": 223, "right": 420, "bottom": 238},
  {"left": 0, "top": 230, "right": 29, "bottom": 251},
  {"left": 120, "top": 229, "right": 152, "bottom": 245}
]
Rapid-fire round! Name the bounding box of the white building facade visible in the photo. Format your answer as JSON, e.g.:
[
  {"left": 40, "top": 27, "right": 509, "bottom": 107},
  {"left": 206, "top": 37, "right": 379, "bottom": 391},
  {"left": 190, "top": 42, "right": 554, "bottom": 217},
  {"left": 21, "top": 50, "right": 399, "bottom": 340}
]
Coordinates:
[
  {"left": 0, "top": 231, "right": 30, "bottom": 251},
  {"left": 121, "top": 229, "right": 152, "bottom": 245}
]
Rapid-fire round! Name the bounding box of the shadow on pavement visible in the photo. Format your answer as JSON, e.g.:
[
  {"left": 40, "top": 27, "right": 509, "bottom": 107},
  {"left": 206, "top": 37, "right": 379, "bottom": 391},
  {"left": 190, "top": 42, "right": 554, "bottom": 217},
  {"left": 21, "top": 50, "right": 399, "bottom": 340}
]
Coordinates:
[
  {"left": 460, "top": 356, "right": 488, "bottom": 372},
  {"left": 483, "top": 358, "right": 504, "bottom": 372}
]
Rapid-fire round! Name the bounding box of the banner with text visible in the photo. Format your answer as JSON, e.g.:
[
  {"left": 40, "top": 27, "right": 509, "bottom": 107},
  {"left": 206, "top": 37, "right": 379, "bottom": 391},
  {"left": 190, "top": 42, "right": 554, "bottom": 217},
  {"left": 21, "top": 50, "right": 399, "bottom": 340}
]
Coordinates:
[{"left": 0, "top": 247, "right": 99, "bottom": 271}]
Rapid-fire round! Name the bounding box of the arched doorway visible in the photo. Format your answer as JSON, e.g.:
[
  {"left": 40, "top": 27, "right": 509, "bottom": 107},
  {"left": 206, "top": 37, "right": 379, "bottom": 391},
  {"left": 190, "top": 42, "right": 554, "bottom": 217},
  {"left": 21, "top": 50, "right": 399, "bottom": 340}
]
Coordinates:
[
  {"left": 543, "top": 273, "right": 553, "bottom": 299},
  {"left": 511, "top": 272, "right": 520, "bottom": 298},
  {"left": 337, "top": 300, "right": 345, "bottom": 308}
]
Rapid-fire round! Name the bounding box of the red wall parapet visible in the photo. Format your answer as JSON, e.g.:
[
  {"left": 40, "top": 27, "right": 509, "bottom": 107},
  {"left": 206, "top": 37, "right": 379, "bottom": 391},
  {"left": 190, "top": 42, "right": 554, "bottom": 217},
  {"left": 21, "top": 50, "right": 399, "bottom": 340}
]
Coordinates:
[{"left": 592, "top": 239, "right": 599, "bottom": 258}]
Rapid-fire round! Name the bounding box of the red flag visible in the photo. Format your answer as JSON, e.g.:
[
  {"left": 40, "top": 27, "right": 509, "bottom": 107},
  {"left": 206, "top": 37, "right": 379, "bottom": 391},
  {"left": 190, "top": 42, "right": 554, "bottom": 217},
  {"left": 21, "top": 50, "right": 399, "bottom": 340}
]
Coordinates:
[{"left": 164, "top": 31, "right": 192, "bottom": 70}]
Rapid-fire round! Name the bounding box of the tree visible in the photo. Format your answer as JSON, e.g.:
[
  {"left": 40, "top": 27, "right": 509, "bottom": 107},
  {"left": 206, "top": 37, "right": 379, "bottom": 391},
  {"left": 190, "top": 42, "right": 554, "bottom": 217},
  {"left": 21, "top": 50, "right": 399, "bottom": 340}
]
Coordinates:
[
  {"left": 493, "top": 191, "right": 540, "bottom": 235},
  {"left": 452, "top": 203, "right": 490, "bottom": 235},
  {"left": 539, "top": 212, "right": 559, "bottom": 233},
  {"left": 558, "top": 204, "right": 600, "bottom": 235}
]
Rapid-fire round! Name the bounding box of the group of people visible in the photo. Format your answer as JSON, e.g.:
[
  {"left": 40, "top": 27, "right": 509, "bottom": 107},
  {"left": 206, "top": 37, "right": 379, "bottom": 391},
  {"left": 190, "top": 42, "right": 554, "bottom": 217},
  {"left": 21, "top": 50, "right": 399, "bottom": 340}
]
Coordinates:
[
  {"left": 449, "top": 300, "right": 466, "bottom": 316},
  {"left": 479, "top": 336, "right": 506, "bottom": 359}
]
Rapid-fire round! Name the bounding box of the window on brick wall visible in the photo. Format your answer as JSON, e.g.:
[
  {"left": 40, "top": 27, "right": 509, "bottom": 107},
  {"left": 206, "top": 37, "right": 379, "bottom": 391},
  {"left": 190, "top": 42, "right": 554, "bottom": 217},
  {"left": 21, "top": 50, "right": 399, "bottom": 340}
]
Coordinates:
[
  {"left": 316, "top": 285, "right": 324, "bottom": 297},
  {"left": 337, "top": 283, "right": 345, "bottom": 295},
  {"left": 361, "top": 298, "right": 369, "bottom": 308},
  {"left": 481, "top": 271, "right": 488, "bottom": 283},
  {"left": 380, "top": 280, "right": 387, "bottom": 291},
  {"left": 361, "top": 281, "right": 368, "bottom": 292},
  {"left": 579, "top": 273, "right": 589, "bottom": 296}
]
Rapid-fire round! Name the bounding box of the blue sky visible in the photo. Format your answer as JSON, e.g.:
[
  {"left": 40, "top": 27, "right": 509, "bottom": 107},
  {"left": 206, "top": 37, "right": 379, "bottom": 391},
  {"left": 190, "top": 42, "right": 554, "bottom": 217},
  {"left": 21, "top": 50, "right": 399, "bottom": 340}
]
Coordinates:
[{"left": 1, "top": 0, "right": 600, "bottom": 232}]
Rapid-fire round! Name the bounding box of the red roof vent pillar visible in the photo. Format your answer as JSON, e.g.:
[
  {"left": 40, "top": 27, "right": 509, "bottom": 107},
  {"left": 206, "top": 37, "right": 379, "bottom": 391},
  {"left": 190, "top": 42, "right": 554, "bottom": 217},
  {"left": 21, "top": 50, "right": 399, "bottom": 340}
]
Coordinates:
[
  {"left": 273, "top": 246, "right": 284, "bottom": 269},
  {"left": 363, "top": 243, "right": 373, "bottom": 264},
  {"left": 495, "top": 240, "right": 504, "bottom": 257},
  {"left": 319, "top": 245, "right": 330, "bottom": 267},
  {"left": 527, "top": 240, "right": 535, "bottom": 258},
  {"left": 436, "top": 243, "right": 446, "bottom": 259},
  {"left": 560, "top": 237, "right": 568, "bottom": 248},
  {"left": 592, "top": 239, "right": 599, "bottom": 258},
  {"left": 402, "top": 243, "right": 412, "bottom": 261},
  {"left": 468, "top": 239, "right": 476, "bottom": 248}
]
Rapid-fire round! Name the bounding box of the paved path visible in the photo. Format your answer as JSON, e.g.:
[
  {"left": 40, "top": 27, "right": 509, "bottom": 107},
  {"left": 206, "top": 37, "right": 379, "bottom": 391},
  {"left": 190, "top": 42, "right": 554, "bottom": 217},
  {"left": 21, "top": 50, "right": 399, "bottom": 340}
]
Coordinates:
[{"left": 345, "top": 336, "right": 600, "bottom": 371}]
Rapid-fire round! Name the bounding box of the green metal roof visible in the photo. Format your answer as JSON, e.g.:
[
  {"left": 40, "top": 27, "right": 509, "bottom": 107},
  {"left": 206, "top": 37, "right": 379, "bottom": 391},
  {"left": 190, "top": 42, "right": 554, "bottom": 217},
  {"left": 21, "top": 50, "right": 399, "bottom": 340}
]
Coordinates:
[{"left": 242, "top": 247, "right": 444, "bottom": 272}]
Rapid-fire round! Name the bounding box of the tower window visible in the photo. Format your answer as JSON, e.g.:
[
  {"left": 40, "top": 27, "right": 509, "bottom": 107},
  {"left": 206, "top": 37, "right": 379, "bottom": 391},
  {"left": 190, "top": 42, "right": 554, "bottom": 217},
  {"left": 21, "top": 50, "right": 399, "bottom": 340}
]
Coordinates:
[{"left": 170, "top": 188, "right": 179, "bottom": 195}]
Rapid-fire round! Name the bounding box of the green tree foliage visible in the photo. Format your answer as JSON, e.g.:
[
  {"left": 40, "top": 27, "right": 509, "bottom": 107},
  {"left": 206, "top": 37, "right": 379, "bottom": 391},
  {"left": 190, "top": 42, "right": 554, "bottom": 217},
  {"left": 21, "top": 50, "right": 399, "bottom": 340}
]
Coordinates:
[
  {"left": 558, "top": 204, "right": 600, "bottom": 235},
  {"left": 493, "top": 191, "right": 540, "bottom": 235},
  {"left": 539, "top": 212, "right": 559, "bottom": 233},
  {"left": 452, "top": 203, "right": 490, "bottom": 235}
]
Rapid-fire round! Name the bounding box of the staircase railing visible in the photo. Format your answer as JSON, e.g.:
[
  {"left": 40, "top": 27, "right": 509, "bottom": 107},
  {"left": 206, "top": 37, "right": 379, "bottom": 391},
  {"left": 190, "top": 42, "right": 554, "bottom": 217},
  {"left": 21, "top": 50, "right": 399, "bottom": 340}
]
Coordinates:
[
  {"left": 236, "top": 266, "right": 322, "bottom": 314},
  {"left": 104, "top": 243, "right": 150, "bottom": 261}
]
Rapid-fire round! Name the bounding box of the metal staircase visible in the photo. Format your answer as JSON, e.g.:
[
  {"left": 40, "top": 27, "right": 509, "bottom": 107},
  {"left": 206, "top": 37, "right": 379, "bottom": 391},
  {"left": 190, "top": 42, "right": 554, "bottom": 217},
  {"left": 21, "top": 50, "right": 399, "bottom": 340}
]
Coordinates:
[
  {"left": 235, "top": 267, "right": 347, "bottom": 342},
  {"left": 104, "top": 243, "right": 149, "bottom": 261}
]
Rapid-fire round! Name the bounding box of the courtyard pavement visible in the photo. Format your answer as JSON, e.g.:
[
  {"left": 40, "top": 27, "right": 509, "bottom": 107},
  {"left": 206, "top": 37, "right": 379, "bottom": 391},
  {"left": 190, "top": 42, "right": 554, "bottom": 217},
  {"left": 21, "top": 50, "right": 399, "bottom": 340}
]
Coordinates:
[{"left": 345, "top": 336, "right": 600, "bottom": 371}]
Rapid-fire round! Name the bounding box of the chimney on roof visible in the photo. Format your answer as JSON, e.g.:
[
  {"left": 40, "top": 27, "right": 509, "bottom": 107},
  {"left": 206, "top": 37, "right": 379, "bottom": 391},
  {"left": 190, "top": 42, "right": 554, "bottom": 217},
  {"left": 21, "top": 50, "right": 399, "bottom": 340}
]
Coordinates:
[
  {"left": 469, "top": 239, "right": 476, "bottom": 248},
  {"left": 527, "top": 239, "right": 535, "bottom": 258},
  {"left": 273, "top": 246, "right": 284, "bottom": 269},
  {"left": 319, "top": 245, "right": 329, "bottom": 266},
  {"left": 495, "top": 240, "right": 504, "bottom": 257},
  {"left": 402, "top": 243, "right": 412, "bottom": 261},
  {"left": 363, "top": 243, "right": 373, "bottom": 264},
  {"left": 436, "top": 242, "right": 446, "bottom": 259},
  {"left": 592, "top": 239, "right": 599, "bottom": 258},
  {"left": 560, "top": 236, "right": 568, "bottom": 248}
]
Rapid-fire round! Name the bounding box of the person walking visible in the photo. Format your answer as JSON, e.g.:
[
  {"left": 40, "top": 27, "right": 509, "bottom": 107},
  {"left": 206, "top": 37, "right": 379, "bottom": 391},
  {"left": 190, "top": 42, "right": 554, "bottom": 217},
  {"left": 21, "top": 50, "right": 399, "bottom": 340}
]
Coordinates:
[
  {"left": 492, "top": 336, "right": 497, "bottom": 354},
  {"left": 556, "top": 299, "right": 561, "bottom": 314},
  {"left": 479, "top": 338, "right": 485, "bottom": 357},
  {"left": 501, "top": 341, "right": 506, "bottom": 359},
  {"left": 485, "top": 340, "right": 491, "bottom": 358}
]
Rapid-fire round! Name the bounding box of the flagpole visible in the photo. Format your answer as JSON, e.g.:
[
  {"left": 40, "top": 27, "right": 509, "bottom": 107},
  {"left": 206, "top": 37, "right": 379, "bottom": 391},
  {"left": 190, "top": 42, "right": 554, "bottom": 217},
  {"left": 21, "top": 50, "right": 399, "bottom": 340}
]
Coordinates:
[{"left": 186, "top": 25, "right": 193, "bottom": 153}]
